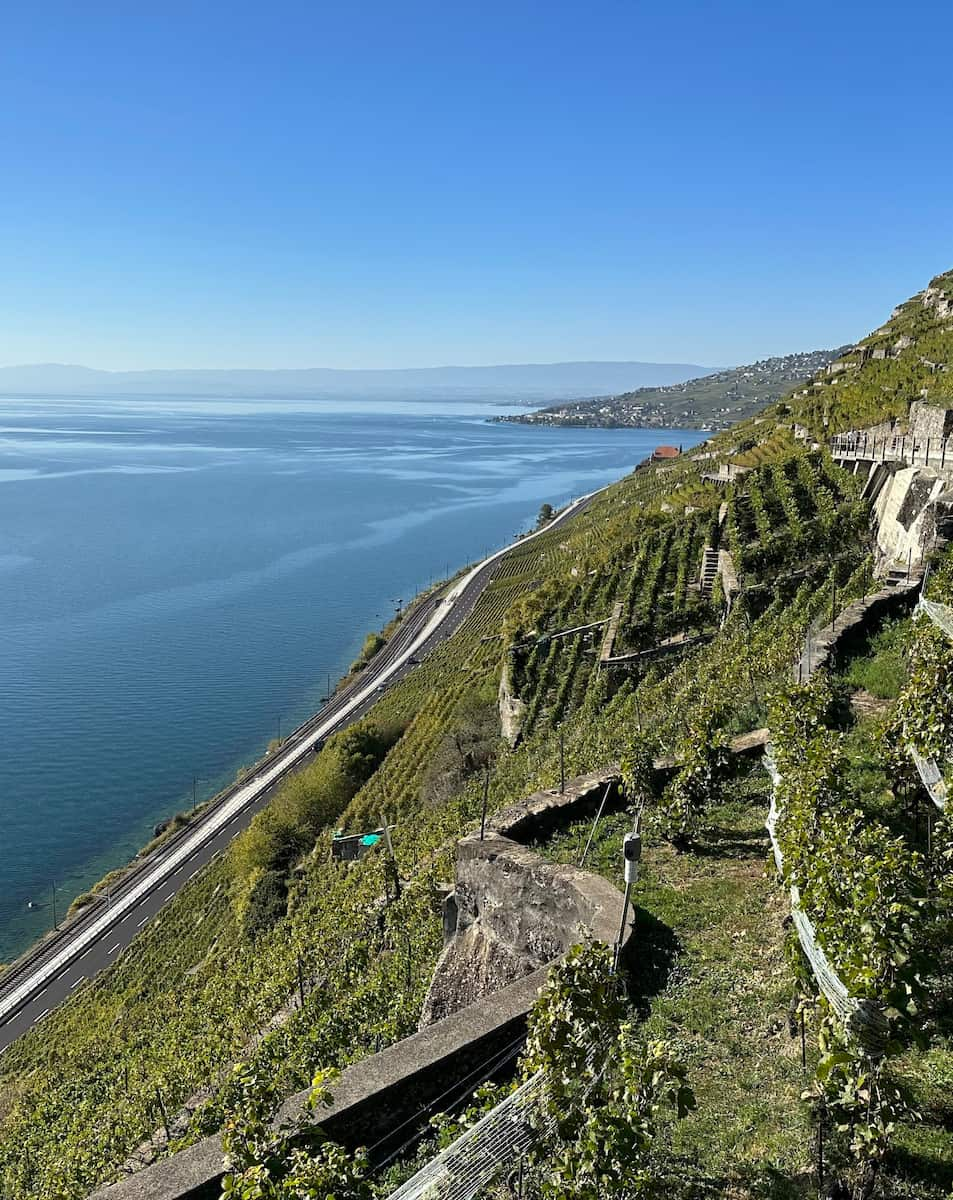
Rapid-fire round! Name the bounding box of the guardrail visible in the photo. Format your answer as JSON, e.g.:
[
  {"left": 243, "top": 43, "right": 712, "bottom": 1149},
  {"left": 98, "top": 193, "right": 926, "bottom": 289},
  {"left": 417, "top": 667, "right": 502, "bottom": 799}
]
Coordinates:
[{"left": 829, "top": 432, "right": 953, "bottom": 468}]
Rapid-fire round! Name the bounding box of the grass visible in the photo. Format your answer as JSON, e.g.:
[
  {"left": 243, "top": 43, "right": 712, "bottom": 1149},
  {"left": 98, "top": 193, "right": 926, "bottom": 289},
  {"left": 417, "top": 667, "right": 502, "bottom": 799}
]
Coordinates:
[
  {"left": 836, "top": 616, "right": 911, "bottom": 700},
  {"left": 535, "top": 765, "right": 816, "bottom": 1198}
]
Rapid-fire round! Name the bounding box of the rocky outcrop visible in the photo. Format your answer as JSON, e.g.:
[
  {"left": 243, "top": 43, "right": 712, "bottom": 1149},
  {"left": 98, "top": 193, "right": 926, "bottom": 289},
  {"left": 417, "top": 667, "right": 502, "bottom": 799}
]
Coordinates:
[{"left": 420, "top": 772, "right": 624, "bottom": 1026}]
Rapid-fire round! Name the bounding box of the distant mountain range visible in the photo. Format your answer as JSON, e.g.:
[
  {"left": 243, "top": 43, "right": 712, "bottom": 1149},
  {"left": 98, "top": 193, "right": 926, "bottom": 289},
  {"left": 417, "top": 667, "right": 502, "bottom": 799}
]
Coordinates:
[
  {"left": 499, "top": 348, "right": 847, "bottom": 429},
  {"left": 0, "top": 361, "right": 717, "bottom": 402}
]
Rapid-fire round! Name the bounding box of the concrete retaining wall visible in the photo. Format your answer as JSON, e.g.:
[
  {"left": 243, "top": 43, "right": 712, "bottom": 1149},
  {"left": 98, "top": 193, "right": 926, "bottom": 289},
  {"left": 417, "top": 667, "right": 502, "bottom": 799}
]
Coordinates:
[{"left": 873, "top": 466, "right": 951, "bottom": 569}]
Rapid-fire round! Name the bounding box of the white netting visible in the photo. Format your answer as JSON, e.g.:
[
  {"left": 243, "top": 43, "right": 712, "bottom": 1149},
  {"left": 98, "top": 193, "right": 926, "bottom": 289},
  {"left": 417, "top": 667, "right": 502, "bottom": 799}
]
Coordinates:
[
  {"left": 906, "top": 599, "right": 950, "bottom": 809},
  {"left": 385, "top": 1041, "right": 604, "bottom": 1200},
  {"left": 763, "top": 752, "right": 889, "bottom": 1051},
  {"left": 385, "top": 1070, "right": 547, "bottom": 1200},
  {"left": 907, "top": 744, "right": 948, "bottom": 811},
  {"left": 918, "top": 596, "right": 953, "bottom": 641}
]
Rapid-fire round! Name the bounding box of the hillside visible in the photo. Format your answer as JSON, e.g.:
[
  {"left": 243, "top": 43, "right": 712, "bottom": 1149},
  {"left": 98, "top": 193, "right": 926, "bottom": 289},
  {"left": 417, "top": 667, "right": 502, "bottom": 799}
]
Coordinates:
[
  {"left": 3, "top": 271, "right": 953, "bottom": 1200},
  {"left": 783, "top": 270, "right": 953, "bottom": 434},
  {"left": 500, "top": 347, "right": 844, "bottom": 429}
]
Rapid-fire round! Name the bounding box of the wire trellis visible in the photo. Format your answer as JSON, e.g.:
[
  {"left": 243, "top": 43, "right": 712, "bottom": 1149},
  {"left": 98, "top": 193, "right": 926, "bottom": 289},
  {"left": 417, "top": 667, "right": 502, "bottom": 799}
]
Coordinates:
[
  {"left": 763, "top": 751, "right": 889, "bottom": 1053},
  {"left": 385, "top": 1070, "right": 547, "bottom": 1200}
]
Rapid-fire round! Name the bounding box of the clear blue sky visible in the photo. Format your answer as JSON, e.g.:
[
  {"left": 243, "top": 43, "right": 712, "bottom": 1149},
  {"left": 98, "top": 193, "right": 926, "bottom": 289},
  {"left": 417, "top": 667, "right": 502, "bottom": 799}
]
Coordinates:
[{"left": 1, "top": 1, "right": 951, "bottom": 370}]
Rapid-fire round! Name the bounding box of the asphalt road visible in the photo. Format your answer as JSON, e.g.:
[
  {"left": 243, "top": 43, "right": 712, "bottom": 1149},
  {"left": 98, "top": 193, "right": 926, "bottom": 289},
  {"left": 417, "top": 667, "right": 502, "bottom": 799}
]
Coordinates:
[{"left": 0, "top": 492, "right": 595, "bottom": 1054}]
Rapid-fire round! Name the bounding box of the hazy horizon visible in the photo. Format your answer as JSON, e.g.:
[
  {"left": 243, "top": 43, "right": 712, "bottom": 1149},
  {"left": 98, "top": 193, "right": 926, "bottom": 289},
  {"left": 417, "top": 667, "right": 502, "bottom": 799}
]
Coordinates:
[{"left": 0, "top": 359, "right": 722, "bottom": 400}]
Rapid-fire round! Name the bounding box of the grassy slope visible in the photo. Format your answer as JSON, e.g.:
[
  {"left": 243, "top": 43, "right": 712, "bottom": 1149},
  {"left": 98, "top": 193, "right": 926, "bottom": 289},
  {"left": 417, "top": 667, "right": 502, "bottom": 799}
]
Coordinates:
[{"left": 536, "top": 767, "right": 815, "bottom": 1198}]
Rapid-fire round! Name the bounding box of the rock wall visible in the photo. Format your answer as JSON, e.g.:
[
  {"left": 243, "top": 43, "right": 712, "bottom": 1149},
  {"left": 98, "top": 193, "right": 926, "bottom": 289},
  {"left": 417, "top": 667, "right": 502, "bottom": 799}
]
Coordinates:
[
  {"left": 909, "top": 401, "right": 953, "bottom": 443},
  {"left": 872, "top": 465, "right": 953, "bottom": 569},
  {"left": 421, "top": 831, "right": 623, "bottom": 1025}
]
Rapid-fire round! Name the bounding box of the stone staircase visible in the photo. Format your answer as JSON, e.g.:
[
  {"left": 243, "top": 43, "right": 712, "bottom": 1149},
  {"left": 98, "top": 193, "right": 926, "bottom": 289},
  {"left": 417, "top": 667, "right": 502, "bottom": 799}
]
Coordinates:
[{"left": 699, "top": 546, "right": 720, "bottom": 595}]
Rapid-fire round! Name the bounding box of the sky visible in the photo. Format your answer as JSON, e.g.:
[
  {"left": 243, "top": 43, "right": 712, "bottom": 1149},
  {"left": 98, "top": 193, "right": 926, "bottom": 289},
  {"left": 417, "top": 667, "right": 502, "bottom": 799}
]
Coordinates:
[{"left": 1, "top": 1, "right": 951, "bottom": 371}]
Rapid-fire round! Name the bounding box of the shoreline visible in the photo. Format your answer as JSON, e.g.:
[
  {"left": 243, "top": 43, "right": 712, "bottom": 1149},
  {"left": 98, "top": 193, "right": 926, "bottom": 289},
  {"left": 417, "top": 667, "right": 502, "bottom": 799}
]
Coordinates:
[{"left": 0, "top": 573, "right": 457, "bottom": 977}]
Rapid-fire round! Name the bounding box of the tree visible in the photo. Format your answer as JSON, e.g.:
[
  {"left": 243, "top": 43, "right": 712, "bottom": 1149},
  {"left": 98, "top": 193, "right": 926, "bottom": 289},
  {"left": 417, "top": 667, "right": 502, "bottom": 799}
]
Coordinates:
[
  {"left": 420, "top": 697, "right": 500, "bottom": 807},
  {"left": 537, "top": 502, "right": 555, "bottom": 528}
]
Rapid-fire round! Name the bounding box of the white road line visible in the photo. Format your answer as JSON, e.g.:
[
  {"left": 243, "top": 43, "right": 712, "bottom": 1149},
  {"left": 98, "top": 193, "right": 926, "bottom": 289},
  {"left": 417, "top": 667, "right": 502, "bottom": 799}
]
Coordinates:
[
  {"left": 0, "top": 491, "right": 597, "bottom": 1029},
  {"left": 70, "top": 977, "right": 84, "bottom": 990},
  {"left": 36, "top": 1008, "right": 49, "bottom": 1019},
  {"left": 137, "top": 916, "right": 150, "bottom": 927},
  {"left": 107, "top": 943, "right": 121, "bottom": 954}
]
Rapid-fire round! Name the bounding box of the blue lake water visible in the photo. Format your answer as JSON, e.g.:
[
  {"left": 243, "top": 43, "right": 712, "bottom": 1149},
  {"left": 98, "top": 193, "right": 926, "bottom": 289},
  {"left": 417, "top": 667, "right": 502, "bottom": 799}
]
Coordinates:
[{"left": 0, "top": 394, "right": 706, "bottom": 960}]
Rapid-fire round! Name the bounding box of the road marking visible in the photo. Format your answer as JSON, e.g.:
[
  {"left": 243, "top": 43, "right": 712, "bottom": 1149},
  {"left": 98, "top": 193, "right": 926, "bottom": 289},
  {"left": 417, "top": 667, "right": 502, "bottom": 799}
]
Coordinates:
[
  {"left": 137, "top": 916, "right": 150, "bottom": 927},
  {"left": 79, "top": 947, "right": 92, "bottom": 960},
  {"left": 107, "top": 943, "right": 121, "bottom": 954},
  {"left": 70, "top": 977, "right": 85, "bottom": 990},
  {"left": 36, "top": 1008, "right": 49, "bottom": 1019}
]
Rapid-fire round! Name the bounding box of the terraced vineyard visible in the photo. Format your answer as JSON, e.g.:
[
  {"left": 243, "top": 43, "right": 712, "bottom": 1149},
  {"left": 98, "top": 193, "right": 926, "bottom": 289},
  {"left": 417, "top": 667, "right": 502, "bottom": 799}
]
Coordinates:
[{"left": 6, "top": 268, "right": 953, "bottom": 1200}]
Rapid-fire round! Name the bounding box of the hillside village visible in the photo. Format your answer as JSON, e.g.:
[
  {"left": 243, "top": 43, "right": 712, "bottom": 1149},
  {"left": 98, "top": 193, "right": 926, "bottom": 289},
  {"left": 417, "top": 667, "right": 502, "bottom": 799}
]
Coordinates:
[{"left": 501, "top": 348, "right": 846, "bottom": 430}]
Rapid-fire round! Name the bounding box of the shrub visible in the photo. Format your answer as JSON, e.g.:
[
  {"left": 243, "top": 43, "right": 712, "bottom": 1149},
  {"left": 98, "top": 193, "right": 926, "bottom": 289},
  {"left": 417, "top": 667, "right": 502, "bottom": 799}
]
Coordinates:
[{"left": 230, "top": 720, "right": 403, "bottom": 883}]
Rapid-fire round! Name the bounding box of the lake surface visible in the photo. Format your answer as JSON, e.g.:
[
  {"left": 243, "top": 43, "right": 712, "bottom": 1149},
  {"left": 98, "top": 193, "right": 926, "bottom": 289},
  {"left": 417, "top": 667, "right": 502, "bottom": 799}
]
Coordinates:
[{"left": 0, "top": 394, "right": 706, "bottom": 959}]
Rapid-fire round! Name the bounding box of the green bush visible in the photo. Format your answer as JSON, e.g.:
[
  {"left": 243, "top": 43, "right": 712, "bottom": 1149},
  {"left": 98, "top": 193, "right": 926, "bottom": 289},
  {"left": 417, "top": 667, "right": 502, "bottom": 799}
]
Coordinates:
[
  {"left": 840, "top": 618, "right": 909, "bottom": 699},
  {"left": 230, "top": 720, "right": 403, "bottom": 883}
]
